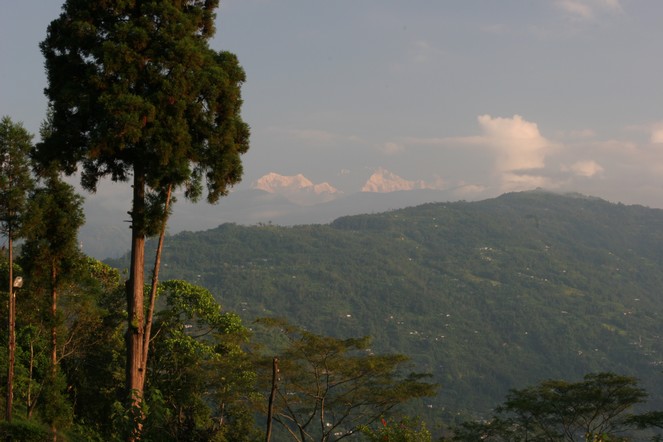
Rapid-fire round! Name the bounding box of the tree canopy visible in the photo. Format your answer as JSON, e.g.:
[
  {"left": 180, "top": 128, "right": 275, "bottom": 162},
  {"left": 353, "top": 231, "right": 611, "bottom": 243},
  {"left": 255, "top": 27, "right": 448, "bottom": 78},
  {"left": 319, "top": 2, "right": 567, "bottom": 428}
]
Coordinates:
[
  {"left": 38, "top": 0, "right": 249, "bottom": 202},
  {"left": 38, "top": 1, "right": 250, "bottom": 431},
  {"left": 255, "top": 319, "right": 437, "bottom": 441},
  {"left": 452, "top": 372, "right": 653, "bottom": 441},
  {"left": 0, "top": 116, "right": 33, "bottom": 239}
]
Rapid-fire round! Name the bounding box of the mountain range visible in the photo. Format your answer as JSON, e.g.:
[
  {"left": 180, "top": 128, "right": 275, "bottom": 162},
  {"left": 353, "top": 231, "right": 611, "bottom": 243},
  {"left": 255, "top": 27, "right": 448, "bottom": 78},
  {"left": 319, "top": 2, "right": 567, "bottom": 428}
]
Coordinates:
[
  {"left": 80, "top": 169, "right": 482, "bottom": 259},
  {"left": 107, "top": 190, "right": 663, "bottom": 426}
]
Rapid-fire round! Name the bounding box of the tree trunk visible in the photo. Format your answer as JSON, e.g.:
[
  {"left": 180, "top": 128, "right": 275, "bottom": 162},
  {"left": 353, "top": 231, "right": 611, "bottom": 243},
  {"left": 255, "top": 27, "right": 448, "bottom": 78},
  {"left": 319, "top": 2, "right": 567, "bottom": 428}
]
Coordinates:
[
  {"left": 6, "top": 232, "right": 14, "bottom": 422},
  {"left": 51, "top": 263, "right": 58, "bottom": 442},
  {"left": 126, "top": 168, "right": 146, "bottom": 440},
  {"left": 51, "top": 264, "right": 58, "bottom": 370},
  {"left": 265, "top": 356, "right": 279, "bottom": 442},
  {"left": 138, "top": 184, "right": 172, "bottom": 392}
]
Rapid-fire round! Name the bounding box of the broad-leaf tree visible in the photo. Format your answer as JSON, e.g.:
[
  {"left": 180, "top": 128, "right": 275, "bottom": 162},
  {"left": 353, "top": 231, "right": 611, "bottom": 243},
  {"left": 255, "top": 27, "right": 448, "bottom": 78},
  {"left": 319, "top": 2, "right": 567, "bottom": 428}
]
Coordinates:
[
  {"left": 145, "top": 280, "right": 256, "bottom": 441},
  {"left": 452, "top": 372, "right": 652, "bottom": 441},
  {"left": 255, "top": 319, "right": 437, "bottom": 442},
  {"left": 38, "top": 1, "right": 249, "bottom": 433},
  {"left": 0, "top": 116, "right": 34, "bottom": 422}
]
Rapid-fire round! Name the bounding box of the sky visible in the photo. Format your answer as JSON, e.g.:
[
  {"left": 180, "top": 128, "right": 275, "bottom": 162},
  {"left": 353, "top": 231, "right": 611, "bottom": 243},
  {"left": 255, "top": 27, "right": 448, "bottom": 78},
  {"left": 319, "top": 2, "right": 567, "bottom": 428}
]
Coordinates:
[{"left": 2, "top": 0, "right": 663, "bottom": 213}]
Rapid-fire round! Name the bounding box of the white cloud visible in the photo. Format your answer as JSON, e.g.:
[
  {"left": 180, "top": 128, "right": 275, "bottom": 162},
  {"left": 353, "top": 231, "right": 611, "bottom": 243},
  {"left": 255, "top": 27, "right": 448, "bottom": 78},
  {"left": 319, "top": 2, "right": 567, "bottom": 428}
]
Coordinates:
[
  {"left": 568, "top": 160, "right": 604, "bottom": 177},
  {"left": 477, "top": 114, "right": 552, "bottom": 173}
]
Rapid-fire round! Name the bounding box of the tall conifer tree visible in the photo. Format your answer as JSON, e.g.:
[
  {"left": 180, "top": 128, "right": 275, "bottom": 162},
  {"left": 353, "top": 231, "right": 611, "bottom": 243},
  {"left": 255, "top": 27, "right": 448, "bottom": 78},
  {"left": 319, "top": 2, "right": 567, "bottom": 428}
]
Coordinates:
[
  {"left": 38, "top": 1, "right": 249, "bottom": 436},
  {"left": 0, "top": 116, "right": 34, "bottom": 422},
  {"left": 21, "top": 169, "right": 84, "bottom": 440}
]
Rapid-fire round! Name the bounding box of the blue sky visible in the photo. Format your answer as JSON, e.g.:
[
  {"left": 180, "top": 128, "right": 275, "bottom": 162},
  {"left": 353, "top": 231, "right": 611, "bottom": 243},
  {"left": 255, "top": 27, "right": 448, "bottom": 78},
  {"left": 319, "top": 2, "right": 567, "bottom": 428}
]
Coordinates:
[{"left": 2, "top": 0, "right": 663, "bottom": 211}]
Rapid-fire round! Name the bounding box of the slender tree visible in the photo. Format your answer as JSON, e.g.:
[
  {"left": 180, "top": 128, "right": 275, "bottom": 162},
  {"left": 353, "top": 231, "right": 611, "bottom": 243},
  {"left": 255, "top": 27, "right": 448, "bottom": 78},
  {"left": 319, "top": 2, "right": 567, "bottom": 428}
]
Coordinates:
[
  {"left": 38, "top": 2, "right": 249, "bottom": 435},
  {"left": 0, "top": 116, "right": 34, "bottom": 422},
  {"left": 141, "top": 184, "right": 172, "bottom": 396},
  {"left": 21, "top": 169, "right": 85, "bottom": 440}
]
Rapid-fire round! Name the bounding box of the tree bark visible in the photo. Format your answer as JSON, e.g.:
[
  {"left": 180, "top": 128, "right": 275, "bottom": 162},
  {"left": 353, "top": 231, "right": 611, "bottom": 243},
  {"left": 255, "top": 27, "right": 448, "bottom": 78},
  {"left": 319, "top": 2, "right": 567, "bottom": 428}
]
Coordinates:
[
  {"left": 51, "top": 264, "right": 57, "bottom": 370},
  {"left": 6, "top": 233, "right": 14, "bottom": 422},
  {"left": 126, "top": 168, "right": 146, "bottom": 440},
  {"left": 51, "top": 263, "right": 58, "bottom": 442},
  {"left": 265, "top": 357, "right": 279, "bottom": 442},
  {"left": 138, "top": 184, "right": 172, "bottom": 392}
]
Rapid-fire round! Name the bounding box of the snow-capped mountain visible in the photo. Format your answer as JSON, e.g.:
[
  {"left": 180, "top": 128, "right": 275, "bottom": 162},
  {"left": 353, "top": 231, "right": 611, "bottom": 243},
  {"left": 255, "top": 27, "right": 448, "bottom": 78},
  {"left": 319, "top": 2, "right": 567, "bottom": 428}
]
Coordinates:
[
  {"left": 251, "top": 173, "right": 340, "bottom": 205},
  {"left": 361, "top": 167, "right": 444, "bottom": 193}
]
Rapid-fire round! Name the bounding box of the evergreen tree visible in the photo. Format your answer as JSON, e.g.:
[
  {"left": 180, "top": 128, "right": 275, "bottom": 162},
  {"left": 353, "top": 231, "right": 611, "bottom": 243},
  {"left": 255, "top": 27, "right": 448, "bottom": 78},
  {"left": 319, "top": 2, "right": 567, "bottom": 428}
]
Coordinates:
[
  {"left": 0, "top": 116, "right": 34, "bottom": 422},
  {"left": 38, "top": 2, "right": 249, "bottom": 435},
  {"left": 20, "top": 169, "right": 85, "bottom": 439}
]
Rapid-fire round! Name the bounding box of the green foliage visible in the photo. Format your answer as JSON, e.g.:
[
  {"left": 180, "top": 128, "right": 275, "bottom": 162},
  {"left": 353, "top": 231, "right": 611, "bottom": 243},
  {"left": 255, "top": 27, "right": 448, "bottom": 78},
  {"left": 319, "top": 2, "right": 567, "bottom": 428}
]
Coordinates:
[
  {"left": 121, "top": 191, "right": 663, "bottom": 421},
  {"left": 20, "top": 170, "right": 85, "bottom": 279},
  {"left": 39, "top": 5, "right": 250, "bottom": 436},
  {"left": 0, "top": 418, "right": 50, "bottom": 442},
  {"left": 452, "top": 372, "right": 654, "bottom": 441},
  {"left": 39, "top": 371, "right": 73, "bottom": 432},
  {"left": 359, "top": 417, "right": 432, "bottom": 442},
  {"left": 38, "top": 0, "right": 249, "bottom": 203},
  {"left": 48, "top": 259, "right": 126, "bottom": 437},
  {"left": 0, "top": 115, "right": 34, "bottom": 237},
  {"left": 254, "top": 319, "right": 437, "bottom": 441},
  {"left": 145, "top": 280, "right": 255, "bottom": 441}
]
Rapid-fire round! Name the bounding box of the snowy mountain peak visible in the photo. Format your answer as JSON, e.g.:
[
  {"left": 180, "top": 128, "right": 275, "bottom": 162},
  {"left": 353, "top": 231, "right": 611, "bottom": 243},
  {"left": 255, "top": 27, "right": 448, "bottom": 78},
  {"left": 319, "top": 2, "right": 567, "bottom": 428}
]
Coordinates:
[
  {"left": 253, "top": 173, "right": 315, "bottom": 193},
  {"left": 251, "top": 172, "right": 340, "bottom": 205},
  {"left": 362, "top": 168, "right": 433, "bottom": 193}
]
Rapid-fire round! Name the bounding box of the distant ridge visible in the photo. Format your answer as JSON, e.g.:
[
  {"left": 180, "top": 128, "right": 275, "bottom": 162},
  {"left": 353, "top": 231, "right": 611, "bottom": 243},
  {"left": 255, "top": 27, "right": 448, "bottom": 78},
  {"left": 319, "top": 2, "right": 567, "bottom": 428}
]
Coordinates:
[{"left": 108, "top": 190, "right": 663, "bottom": 421}]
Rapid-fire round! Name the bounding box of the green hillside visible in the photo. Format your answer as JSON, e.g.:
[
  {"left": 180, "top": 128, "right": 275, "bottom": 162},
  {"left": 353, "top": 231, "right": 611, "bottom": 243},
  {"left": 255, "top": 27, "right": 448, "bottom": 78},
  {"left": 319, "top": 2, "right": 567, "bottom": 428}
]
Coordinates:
[{"left": 109, "top": 190, "right": 663, "bottom": 422}]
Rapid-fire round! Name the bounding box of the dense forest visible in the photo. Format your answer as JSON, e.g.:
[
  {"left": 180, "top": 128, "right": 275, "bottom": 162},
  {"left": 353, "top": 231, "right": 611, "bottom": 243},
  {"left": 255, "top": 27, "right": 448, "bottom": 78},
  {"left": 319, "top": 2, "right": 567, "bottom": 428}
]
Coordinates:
[{"left": 109, "top": 191, "right": 663, "bottom": 430}]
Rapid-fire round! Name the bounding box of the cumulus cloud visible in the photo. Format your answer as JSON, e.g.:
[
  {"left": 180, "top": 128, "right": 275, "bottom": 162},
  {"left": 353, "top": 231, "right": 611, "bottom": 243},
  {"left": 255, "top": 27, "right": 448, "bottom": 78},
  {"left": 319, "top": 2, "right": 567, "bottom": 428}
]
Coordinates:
[{"left": 477, "top": 114, "right": 552, "bottom": 174}]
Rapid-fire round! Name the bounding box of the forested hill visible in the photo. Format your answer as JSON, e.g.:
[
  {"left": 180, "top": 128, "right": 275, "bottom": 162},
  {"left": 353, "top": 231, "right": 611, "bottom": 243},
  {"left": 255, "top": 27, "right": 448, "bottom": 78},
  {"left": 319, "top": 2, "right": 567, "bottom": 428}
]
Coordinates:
[{"left": 108, "top": 190, "right": 663, "bottom": 420}]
